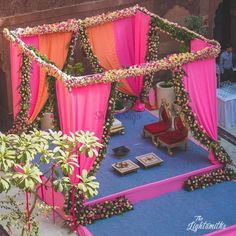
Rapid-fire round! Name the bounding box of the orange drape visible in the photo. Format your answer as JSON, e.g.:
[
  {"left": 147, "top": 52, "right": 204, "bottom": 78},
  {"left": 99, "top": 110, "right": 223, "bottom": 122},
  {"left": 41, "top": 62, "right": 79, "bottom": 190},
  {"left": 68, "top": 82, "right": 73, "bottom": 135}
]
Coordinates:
[
  {"left": 28, "top": 32, "right": 72, "bottom": 123},
  {"left": 87, "top": 22, "right": 133, "bottom": 95}
]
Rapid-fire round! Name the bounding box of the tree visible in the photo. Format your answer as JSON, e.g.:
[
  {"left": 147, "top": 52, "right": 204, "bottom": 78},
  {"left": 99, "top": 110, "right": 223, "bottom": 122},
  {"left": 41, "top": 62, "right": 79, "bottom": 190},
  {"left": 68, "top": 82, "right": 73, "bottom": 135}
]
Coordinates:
[{"left": 0, "top": 129, "right": 102, "bottom": 235}]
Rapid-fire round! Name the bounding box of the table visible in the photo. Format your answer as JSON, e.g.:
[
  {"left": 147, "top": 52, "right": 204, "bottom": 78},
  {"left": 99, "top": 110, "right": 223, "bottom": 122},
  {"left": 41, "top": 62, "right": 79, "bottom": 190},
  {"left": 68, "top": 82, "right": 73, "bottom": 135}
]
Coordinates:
[{"left": 217, "top": 83, "right": 236, "bottom": 128}]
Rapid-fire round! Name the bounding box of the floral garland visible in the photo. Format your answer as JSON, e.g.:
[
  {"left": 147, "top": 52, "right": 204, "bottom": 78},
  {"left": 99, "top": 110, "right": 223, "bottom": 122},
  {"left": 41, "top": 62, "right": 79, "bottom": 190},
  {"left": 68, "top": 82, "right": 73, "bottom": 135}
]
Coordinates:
[
  {"left": 184, "top": 167, "right": 235, "bottom": 191},
  {"left": 64, "top": 191, "right": 133, "bottom": 226},
  {"left": 8, "top": 55, "right": 31, "bottom": 134},
  {"left": 116, "top": 90, "right": 136, "bottom": 103},
  {"left": 90, "top": 82, "right": 117, "bottom": 175},
  {"left": 140, "top": 17, "right": 159, "bottom": 102},
  {"left": 3, "top": 6, "right": 220, "bottom": 90},
  {"left": 49, "top": 30, "right": 80, "bottom": 130},
  {"left": 78, "top": 22, "right": 104, "bottom": 74},
  {"left": 64, "top": 46, "right": 219, "bottom": 89},
  {"left": 10, "top": 5, "right": 212, "bottom": 46},
  {"left": 13, "top": 18, "right": 79, "bottom": 36},
  {"left": 78, "top": 22, "right": 118, "bottom": 175},
  {"left": 78, "top": 22, "right": 136, "bottom": 118},
  {"left": 11, "top": 6, "right": 138, "bottom": 37},
  {"left": 5, "top": 31, "right": 220, "bottom": 89},
  {"left": 138, "top": 6, "right": 217, "bottom": 46},
  {"left": 172, "top": 69, "right": 232, "bottom": 164},
  {"left": 21, "top": 31, "right": 79, "bottom": 131},
  {"left": 82, "top": 6, "right": 137, "bottom": 28}
]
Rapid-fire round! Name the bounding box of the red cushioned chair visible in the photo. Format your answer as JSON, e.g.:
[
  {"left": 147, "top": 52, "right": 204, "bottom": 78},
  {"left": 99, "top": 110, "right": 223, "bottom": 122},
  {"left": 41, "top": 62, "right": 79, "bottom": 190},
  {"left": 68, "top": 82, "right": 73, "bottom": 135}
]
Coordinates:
[
  {"left": 143, "top": 99, "right": 172, "bottom": 145},
  {"left": 156, "top": 114, "right": 188, "bottom": 156}
]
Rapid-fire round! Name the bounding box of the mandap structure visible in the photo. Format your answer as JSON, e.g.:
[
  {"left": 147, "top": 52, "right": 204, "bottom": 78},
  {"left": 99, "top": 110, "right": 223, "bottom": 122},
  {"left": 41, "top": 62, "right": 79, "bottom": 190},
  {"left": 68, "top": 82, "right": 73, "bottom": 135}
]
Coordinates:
[{"left": 3, "top": 4, "right": 234, "bottom": 235}]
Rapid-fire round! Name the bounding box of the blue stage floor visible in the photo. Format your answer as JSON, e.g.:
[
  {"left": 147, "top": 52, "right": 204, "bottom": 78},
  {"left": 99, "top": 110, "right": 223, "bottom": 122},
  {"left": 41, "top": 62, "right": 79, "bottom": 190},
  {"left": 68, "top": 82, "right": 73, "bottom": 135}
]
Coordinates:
[
  {"left": 88, "top": 181, "right": 236, "bottom": 236},
  {"left": 90, "top": 110, "right": 211, "bottom": 200}
]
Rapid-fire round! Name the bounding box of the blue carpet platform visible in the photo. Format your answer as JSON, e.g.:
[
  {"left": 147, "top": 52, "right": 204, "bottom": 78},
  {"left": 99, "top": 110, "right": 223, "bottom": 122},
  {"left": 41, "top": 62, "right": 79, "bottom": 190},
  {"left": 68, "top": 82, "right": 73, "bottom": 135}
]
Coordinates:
[
  {"left": 88, "top": 181, "right": 236, "bottom": 236},
  {"left": 90, "top": 110, "right": 211, "bottom": 200}
]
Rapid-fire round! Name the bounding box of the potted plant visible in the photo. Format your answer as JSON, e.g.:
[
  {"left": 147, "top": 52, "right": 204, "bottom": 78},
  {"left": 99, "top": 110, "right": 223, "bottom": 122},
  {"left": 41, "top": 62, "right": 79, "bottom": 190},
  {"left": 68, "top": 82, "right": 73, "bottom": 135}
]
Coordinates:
[
  {"left": 0, "top": 129, "right": 102, "bottom": 235},
  {"left": 114, "top": 98, "right": 127, "bottom": 114},
  {"left": 180, "top": 15, "right": 208, "bottom": 53},
  {"left": 156, "top": 71, "right": 176, "bottom": 108}
]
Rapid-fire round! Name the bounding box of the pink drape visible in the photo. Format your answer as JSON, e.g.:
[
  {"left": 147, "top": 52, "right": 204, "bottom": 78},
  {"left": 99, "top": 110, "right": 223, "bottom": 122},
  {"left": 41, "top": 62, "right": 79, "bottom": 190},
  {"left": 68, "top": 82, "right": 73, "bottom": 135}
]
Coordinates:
[
  {"left": 183, "top": 39, "right": 218, "bottom": 164},
  {"left": 56, "top": 82, "right": 111, "bottom": 183},
  {"left": 10, "top": 36, "right": 39, "bottom": 119},
  {"left": 114, "top": 10, "right": 150, "bottom": 111}
]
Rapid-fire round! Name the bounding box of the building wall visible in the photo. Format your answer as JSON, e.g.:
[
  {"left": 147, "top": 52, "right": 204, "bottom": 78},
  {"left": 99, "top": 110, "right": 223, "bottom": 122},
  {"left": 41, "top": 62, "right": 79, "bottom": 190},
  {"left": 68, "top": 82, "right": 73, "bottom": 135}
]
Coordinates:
[
  {"left": 230, "top": 0, "right": 236, "bottom": 50},
  {"left": 0, "top": 0, "right": 221, "bottom": 129}
]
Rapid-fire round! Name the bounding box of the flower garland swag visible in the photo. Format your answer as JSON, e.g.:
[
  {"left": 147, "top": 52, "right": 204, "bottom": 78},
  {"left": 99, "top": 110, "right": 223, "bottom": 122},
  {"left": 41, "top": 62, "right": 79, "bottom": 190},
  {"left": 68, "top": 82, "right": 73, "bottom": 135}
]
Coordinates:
[
  {"left": 140, "top": 17, "right": 159, "bottom": 102},
  {"left": 78, "top": 22, "right": 118, "bottom": 175},
  {"left": 4, "top": 5, "right": 222, "bottom": 90},
  {"left": 28, "top": 31, "right": 79, "bottom": 131},
  {"left": 64, "top": 190, "right": 133, "bottom": 226},
  {"left": 78, "top": 22, "right": 104, "bottom": 75},
  {"left": 4, "top": 4, "right": 233, "bottom": 228},
  {"left": 4, "top": 30, "right": 220, "bottom": 89},
  {"left": 8, "top": 55, "right": 31, "bottom": 134},
  {"left": 184, "top": 167, "right": 236, "bottom": 191},
  {"left": 64, "top": 24, "right": 133, "bottom": 226},
  {"left": 49, "top": 30, "right": 80, "bottom": 130},
  {"left": 116, "top": 90, "right": 136, "bottom": 104},
  {"left": 172, "top": 68, "right": 232, "bottom": 166}
]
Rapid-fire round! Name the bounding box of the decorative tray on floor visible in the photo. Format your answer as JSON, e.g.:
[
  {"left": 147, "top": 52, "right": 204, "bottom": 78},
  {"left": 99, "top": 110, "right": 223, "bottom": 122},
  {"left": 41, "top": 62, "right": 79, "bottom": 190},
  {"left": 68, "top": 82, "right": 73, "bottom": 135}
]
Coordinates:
[
  {"left": 136, "top": 153, "right": 163, "bottom": 168},
  {"left": 112, "top": 146, "right": 130, "bottom": 157},
  {"left": 112, "top": 160, "right": 139, "bottom": 175}
]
